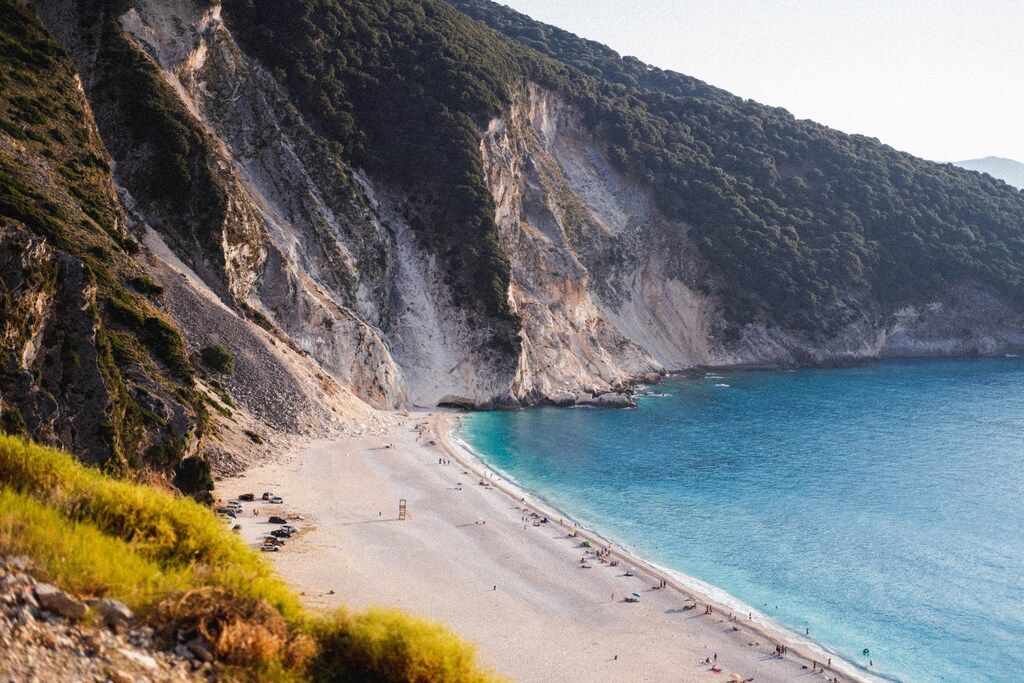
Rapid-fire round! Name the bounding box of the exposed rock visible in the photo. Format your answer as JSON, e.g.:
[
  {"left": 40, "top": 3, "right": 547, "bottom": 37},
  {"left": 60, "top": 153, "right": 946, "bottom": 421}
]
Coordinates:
[
  {"left": 19, "top": 0, "right": 1024, "bottom": 445},
  {"left": 94, "top": 598, "right": 134, "bottom": 629},
  {"left": 576, "top": 392, "right": 636, "bottom": 408},
  {"left": 0, "top": 558, "right": 200, "bottom": 682},
  {"left": 33, "top": 584, "right": 87, "bottom": 621}
]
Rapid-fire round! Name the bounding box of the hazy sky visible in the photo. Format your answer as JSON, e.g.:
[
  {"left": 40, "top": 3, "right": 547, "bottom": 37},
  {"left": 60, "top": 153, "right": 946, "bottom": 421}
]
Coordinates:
[{"left": 496, "top": 1, "right": 1024, "bottom": 163}]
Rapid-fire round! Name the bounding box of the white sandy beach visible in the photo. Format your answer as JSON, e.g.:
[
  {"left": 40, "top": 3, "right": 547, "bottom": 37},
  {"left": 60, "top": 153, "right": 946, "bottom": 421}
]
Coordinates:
[{"left": 217, "top": 411, "right": 881, "bottom": 683}]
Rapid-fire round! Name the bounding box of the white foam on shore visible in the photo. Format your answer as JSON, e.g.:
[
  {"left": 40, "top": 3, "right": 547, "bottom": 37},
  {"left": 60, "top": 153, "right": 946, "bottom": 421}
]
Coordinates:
[{"left": 449, "top": 422, "right": 888, "bottom": 683}]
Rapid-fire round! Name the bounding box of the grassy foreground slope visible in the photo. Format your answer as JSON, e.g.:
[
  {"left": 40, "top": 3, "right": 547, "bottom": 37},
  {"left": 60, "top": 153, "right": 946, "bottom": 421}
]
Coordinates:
[{"left": 0, "top": 434, "right": 501, "bottom": 682}]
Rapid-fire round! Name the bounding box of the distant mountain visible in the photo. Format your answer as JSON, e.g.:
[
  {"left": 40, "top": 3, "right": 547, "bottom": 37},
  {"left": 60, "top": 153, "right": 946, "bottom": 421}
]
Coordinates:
[{"left": 956, "top": 157, "right": 1024, "bottom": 190}]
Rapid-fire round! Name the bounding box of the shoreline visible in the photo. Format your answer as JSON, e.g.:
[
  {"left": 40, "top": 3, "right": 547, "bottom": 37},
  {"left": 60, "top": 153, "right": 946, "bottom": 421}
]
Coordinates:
[
  {"left": 218, "top": 409, "right": 890, "bottom": 682},
  {"left": 435, "top": 413, "right": 885, "bottom": 683}
]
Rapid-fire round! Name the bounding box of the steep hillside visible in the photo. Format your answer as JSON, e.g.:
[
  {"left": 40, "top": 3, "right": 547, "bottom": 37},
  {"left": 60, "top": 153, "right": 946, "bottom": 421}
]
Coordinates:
[
  {"left": 3, "top": 0, "right": 1024, "bottom": 477},
  {"left": 0, "top": 0, "right": 206, "bottom": 482},
  {"left": 956, "top": 156, "right": 1024, "bottom": 190},
  {"left": 450, "top": 0, "right": 1024, "bottom": 331}
]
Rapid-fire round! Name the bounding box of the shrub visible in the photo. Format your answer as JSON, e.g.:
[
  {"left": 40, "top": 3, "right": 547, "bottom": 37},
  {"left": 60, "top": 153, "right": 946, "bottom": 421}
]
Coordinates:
[
  {"left": 307, "top": 608, "right": 503, "bottom": 683},
  {"left": 0, "top": 488, "right": 193, "bottom": 606},
  {"left": 243, "top": 429, "right": 264, "bottom": 445},
  {"left": 173, "top": 455, "right": 214, "bottom": 502},
  {"left": 152, "top": 587, "right": 289, "bottom": 665},
  {"left": 200, "top": 344, "right": 236, "bottom": 375},
  {"left": 127, "top": 274, "right": 163, "bottom": 296},
  {"left": 0, "top": 406, "right": 29, "bottom": 437},
  {"left": 0, "top": 434, "right": 300, "bottom": 619}
]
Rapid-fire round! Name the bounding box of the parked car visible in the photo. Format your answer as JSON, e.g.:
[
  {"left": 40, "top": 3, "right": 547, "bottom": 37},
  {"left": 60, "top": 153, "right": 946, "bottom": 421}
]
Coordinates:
[
  {"left": 261, "top": 492, "right": 273, "bottom": 501},
  {"left": 262, "top": 536, "right": 285, "bottom": 546},
  {"left": 268, "top": 516, "right": 287, "bottom": 524},
  {"left": 216, "top": 507, "right": 237, "bottom": 518},
  {"left": 260, "top": 544, "right": 279, "bottom": 552},
  {"left": 280, "top": 525, "right": 297, "bottom": 534},
  {"left": 238, "top": 493, "right": 255, "bottom": 501},
  {"left": 269, "top": 496, "right": 284, "bottom": 504},
  {"left": 270, "top": 529, "right": 292, "bottom": 538}
]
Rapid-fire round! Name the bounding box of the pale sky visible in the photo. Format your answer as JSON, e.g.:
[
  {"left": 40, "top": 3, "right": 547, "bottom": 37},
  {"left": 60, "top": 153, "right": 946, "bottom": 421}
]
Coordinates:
[{"left": 495, "top": 1, "right": 1024, "bottom": 163}]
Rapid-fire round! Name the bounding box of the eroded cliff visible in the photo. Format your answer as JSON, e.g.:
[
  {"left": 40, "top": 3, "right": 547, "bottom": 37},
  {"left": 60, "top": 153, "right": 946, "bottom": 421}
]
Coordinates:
[{"left": 4, "top": 0, "right": 1024, "bottom": 483}]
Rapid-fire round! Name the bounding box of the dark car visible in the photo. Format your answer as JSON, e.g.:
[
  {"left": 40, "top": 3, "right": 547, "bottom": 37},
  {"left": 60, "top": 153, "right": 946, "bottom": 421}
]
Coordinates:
[
  {"left": 238, "top": 493, "right": 256, "bottom": 502},
  {"left": 268, "top": 515, "right": 287, "bottom": 524},
  {"left": 270, "top": 529, "right": 293, "bottom": 538}
]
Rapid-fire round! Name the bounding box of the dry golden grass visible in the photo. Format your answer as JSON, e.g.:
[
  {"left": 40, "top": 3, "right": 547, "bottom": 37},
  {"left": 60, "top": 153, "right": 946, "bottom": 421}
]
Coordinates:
[{"left": 0, "top": 434, "right": 504, "bottom": 682}]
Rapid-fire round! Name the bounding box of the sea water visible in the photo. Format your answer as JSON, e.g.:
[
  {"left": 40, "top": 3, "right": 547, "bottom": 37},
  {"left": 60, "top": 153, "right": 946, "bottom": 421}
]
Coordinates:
[{"left": 460, "top": 359, "right": 1024, "bottom": 682}]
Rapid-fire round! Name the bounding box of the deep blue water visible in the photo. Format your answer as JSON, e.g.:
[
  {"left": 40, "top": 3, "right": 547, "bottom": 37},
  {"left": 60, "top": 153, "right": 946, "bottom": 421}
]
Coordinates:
[{"left": 460, "top": 359, "right": 1024, "bottom": 682}]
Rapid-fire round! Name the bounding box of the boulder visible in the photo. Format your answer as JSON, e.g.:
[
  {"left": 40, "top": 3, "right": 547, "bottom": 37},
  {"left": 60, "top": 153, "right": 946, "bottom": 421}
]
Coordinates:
[
  {"left": 94, "top": 598, "right": 133, "bottom": 629},
  {"left": 34, "top": 583, "right": 87, "bottom": 620},
  {"left": 549, "top": 392, "right": 577, "bottom": 406},
  {"left": 186, "top": 637, "right": 214, "bottom": 662},
  {"left": 577, "top": 392, "right": 636, "bottom": 408}
]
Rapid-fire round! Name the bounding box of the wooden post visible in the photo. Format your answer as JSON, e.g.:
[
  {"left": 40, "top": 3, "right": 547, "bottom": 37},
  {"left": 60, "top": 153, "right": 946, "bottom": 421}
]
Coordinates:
[{"left": 398, "top": 499, "right": 407, "bottom": 520}]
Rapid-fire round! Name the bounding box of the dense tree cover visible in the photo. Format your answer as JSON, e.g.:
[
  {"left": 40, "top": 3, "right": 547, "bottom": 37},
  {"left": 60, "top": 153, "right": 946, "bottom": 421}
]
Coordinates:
[
  {"left": 450, "top": 0, "right": 1024, "bottom": 332},
  {"left": 222, "top": 0, "right": 560, "bottom": 353},
  {"left": 228, "top": 0, "right": 1024, "bottom": 336},
  {"left": 73, "top": 0, "right": 235, "bottom": 294}
]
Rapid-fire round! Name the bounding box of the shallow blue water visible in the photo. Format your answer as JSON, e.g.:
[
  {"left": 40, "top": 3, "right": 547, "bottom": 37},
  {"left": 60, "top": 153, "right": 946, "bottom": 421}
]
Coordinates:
[{"left": 460, "top": 359, "right": 1024, "bottom": 682}]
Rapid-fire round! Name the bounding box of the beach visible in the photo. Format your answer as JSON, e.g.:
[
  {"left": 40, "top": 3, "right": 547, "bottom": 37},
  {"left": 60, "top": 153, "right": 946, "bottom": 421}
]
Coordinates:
[{"left": 217, "top": 411, "right": 880, "bottom": 682}]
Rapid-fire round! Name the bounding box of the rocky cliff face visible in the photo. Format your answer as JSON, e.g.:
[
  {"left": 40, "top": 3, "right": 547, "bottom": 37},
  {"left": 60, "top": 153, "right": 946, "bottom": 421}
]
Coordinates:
[{"left": 5, "top": 0, "right": 1024, "bottom": 479}]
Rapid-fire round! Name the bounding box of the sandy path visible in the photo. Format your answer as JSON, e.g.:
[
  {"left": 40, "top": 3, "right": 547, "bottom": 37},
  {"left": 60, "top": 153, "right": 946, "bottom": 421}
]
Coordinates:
[{"left": 217, "top": 411, "right": 878, "bottom": 683}]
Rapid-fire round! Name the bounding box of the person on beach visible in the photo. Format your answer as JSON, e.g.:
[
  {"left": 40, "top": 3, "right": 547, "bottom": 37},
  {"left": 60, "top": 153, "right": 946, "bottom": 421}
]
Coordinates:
[{"left": 713, "top": 653, "right": 717, "bottom": 664}]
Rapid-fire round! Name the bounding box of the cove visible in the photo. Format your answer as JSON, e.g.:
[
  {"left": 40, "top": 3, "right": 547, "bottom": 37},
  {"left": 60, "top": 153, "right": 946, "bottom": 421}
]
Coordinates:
[{"left": 461, "top": 358, "right": 1024, "bottom": 682}]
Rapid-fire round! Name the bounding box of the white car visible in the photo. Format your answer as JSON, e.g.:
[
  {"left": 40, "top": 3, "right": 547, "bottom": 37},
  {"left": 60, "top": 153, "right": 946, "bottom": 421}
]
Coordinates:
[{"left": 269, "top": 496, "right": 284, "bottom": 504}]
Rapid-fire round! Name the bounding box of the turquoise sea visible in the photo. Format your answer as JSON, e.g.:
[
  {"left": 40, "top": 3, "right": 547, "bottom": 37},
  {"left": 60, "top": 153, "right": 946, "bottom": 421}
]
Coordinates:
[{"left": 460, "top": 359, "right": 1024, "bottom": 682}]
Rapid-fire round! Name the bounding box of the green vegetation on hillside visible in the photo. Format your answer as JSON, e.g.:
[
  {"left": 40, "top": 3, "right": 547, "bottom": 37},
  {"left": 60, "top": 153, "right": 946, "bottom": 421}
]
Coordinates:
[
  {"left": 200, "top": 344, "right": 236, "bottom": 375},
  {"left": 450, "top": 0, "right": 1024, "bottom": 332},
  {"left": 226, "top": 0, "right": 1024, "bottom": 338},
  {"left": 0, "top": 435, "right": 502, "bottom": 682},
  {"left": 85, "top": 1, "right": 233, "bottom": 281},
  {"left": 0, "top": 0, "right": 206, "bottom": 473},
  {"left": 223, "top": 0, "right": 542, "bottom": 353}
]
